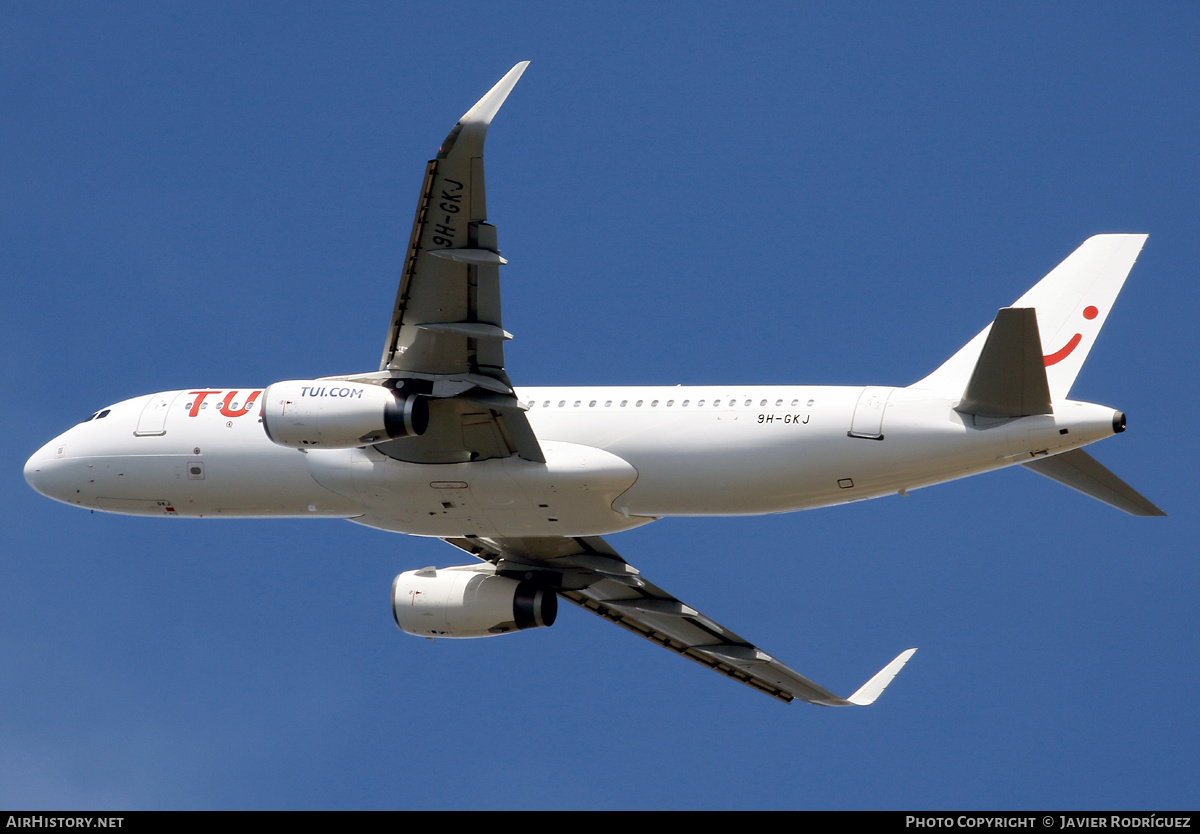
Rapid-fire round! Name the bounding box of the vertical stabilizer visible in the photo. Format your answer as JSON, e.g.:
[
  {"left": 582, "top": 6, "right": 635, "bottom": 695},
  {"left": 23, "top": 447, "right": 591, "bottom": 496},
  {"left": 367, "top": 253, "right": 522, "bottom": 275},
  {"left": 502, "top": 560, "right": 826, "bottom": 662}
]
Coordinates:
[{"left": 913, "top": 235, "right": 1147, "bottom": 399}]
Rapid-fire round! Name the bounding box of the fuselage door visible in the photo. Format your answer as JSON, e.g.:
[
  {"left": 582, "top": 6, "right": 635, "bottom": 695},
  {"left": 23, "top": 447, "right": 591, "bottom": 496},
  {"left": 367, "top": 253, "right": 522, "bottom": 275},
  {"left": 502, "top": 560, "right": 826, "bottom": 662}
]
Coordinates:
[
  {"left": 848, "top": 387, "right": 894, "bottom": 440},
  {"left": 135, "top": 392, "right": 183, "bottom": 437}
]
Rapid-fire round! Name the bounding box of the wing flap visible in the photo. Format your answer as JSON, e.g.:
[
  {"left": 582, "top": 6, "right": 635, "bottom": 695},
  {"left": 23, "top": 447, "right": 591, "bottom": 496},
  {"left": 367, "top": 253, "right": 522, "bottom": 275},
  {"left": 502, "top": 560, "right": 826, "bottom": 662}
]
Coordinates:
[
  {"left": 380, "top": 66, "right": 527, "bottom": 375},
  {"left": 443, "top": 535, "right": 915, "bottom": 706},
  {"left": 373, "top": 64, "right": 542, "bottom": 463}
]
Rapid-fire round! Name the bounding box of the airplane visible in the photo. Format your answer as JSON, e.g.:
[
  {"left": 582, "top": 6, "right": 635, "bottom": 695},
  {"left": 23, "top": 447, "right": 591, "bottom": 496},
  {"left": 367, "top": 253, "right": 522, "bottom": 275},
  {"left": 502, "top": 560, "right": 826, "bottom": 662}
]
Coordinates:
[{"left": 23, "top": 62, "right": 1164, "bottom": 707}]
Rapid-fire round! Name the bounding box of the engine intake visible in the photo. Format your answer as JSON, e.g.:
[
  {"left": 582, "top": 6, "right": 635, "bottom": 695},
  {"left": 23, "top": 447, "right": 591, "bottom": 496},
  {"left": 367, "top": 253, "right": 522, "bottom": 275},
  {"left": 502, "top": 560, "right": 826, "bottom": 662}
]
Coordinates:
[
  {"left": 261, "top": 380, "right": 428, "bottom": 449},
  {"left": 392, "top": 566, "right": 557, "bottom": 638}
]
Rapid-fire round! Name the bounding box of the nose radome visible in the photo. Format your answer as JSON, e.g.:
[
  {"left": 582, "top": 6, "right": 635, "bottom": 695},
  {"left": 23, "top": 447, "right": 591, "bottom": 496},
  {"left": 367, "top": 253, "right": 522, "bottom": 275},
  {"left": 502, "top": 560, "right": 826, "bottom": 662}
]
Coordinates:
[
  {"left": 24, "top": 444, "right": 51, "bottom": 496},
  {"left": 24, "top": 440, "right": 75, "bottom": 504}
]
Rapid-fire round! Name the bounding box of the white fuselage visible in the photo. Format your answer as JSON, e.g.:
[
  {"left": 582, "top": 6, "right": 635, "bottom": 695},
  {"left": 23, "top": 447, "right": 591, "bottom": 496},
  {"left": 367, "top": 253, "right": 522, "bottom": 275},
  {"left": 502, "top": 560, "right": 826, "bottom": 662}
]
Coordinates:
[{"left": 25, "top": 383, "right": 1121, "bottom": 539}]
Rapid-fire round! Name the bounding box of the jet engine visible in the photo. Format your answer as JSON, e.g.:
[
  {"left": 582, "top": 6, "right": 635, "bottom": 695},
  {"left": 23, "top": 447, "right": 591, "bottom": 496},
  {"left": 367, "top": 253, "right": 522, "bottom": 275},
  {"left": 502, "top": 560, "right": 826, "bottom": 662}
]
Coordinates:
[
  {"left": 392, "top": 565, "right": 557, "bottom": 638},
  {"left": 261, "top": 380, "right": 428, "bottom": 449}
]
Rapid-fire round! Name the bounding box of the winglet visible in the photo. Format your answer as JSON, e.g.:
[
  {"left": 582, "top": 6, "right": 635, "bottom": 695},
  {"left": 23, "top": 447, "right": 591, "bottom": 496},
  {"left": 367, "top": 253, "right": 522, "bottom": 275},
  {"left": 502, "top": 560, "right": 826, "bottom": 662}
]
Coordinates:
[
  {"left": 846, "top": 648, "right": 918, "bottom": 706},
  {"left": 438, "top": 62, "right": 530, "bottom": 160}
]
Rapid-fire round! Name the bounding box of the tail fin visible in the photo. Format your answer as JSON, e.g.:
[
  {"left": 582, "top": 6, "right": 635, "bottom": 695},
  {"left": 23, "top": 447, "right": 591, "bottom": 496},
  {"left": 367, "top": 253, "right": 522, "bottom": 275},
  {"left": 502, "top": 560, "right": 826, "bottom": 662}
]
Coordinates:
[{"left": 913, "top": 235, "right": 1148, "bottom": 399}]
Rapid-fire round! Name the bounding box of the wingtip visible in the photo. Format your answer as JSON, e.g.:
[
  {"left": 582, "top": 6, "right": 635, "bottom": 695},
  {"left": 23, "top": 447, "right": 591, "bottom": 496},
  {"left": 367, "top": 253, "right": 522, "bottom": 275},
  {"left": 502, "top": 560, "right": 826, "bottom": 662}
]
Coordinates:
[
  {"left": 459, "top": 62, "right": 531, "bottom": 127},
  {"left": 438, "top": 63, "right": 531, "bottom": 160},
  {"left": 846, "top": 648, "right": 917, "bottom": 706}
]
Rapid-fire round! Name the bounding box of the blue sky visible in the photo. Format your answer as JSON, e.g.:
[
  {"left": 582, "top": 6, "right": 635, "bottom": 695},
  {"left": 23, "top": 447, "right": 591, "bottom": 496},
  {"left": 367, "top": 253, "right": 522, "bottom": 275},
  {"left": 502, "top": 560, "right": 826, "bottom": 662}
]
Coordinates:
[{"left": 3, "top": 3, "right": 1198, "bottom": 810}]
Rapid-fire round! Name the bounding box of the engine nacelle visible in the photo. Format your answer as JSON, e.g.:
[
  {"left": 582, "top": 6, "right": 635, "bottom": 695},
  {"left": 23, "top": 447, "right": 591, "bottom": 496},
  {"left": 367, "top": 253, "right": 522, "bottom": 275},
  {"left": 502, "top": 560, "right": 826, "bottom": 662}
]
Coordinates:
[
  {"left": 392, "top": 565, "right": 557, "bottom": 638},
  {"left": 261, "top": 380, "right": 428, "bottom": 449}
]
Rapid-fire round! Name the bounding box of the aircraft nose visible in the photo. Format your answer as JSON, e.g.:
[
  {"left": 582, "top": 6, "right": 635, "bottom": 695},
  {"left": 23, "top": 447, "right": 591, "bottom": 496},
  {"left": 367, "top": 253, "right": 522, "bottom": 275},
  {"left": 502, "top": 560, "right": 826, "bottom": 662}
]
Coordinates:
[
  {"left": 24, "top": 440, "right": 82, "bottom": 505},
  {"left": 24, "top": 444, "right": 48, "bottom": 494}
]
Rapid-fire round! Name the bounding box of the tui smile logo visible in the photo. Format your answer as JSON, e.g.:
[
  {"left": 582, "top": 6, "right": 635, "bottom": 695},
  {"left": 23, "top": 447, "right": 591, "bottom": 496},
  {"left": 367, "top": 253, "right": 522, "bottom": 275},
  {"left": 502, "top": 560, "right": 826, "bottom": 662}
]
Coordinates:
[{"left": 1043, "top": 305, "right": 1099, "bottom": 366}]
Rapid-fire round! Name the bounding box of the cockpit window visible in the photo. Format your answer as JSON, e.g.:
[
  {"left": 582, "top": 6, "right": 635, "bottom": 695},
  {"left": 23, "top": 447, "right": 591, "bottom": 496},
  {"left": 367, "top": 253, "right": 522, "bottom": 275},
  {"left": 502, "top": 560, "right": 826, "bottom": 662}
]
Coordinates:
[{"left": 97, "top": 409, "right": 111, "bottom": 419}]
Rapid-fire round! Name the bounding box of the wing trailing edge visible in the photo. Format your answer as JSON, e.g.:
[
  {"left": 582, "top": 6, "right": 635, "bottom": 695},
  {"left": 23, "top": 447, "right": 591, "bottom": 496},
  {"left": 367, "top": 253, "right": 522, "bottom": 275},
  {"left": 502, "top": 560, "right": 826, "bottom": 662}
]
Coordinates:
[
  {"left": 373, "top": 63, "right": 543, "bottom": 464},
  {"left": 442, "top": 535, "right": 917, "bottom": 707}
]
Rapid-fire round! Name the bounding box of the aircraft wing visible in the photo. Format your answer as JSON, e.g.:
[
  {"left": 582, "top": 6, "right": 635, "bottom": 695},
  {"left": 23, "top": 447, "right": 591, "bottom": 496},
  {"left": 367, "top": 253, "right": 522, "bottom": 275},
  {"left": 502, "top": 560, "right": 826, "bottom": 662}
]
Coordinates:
[
  {"left": 443, "top": 535, "right": 916, "bottom": 706},
  {"left": 363, "top": 63, "right": 542, "bottom": 464}
]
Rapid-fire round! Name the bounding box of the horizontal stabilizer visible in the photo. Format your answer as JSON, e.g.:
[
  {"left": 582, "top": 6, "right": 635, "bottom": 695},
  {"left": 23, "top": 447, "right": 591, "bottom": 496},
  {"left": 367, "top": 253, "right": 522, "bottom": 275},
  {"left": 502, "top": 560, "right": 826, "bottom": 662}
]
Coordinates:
[
  {"left": 1023, "top": 448, "right": 1166, "bottom": 516},
  {"left": 957, "top": 307, "right": 1052, "bottom": 418}
]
